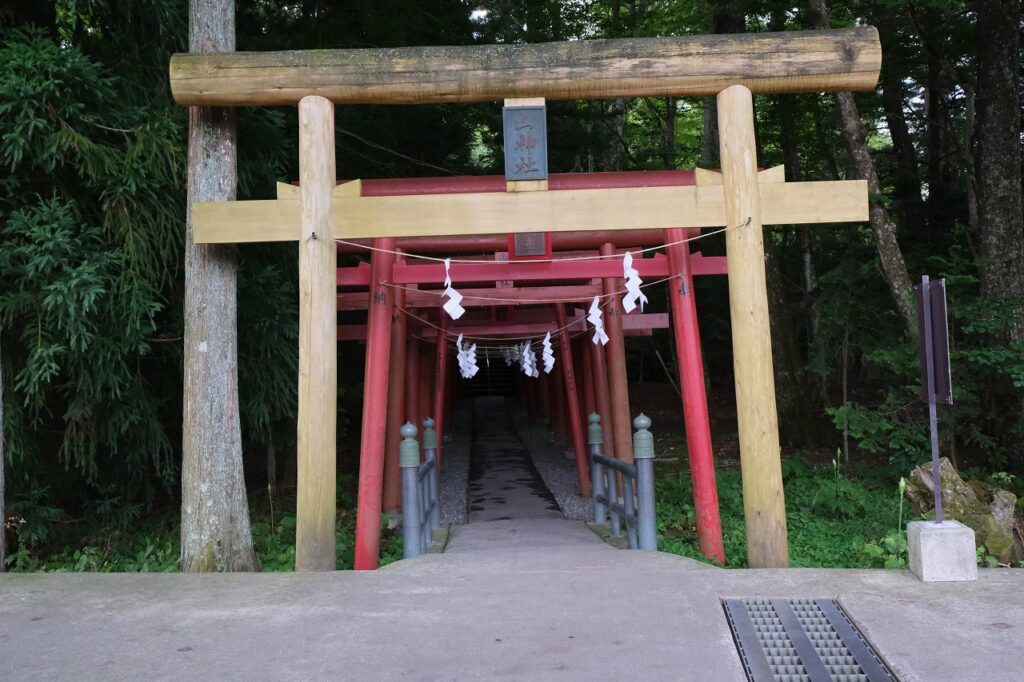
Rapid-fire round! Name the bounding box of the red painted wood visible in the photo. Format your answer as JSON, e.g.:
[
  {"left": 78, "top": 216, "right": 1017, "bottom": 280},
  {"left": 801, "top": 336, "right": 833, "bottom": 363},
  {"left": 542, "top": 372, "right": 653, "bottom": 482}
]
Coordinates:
[
  {"left": 579, "top": 339, "right": 595, "bottom": 418},
  {"left": 601, "top": 243, "right": 634, "bottom": 466},
  {"left": 433, "top": 314, "right": 449, "bottom": 471},
  {"left": 354, "top": 239, "right": 396, "bottom": 571},
  {"left": 336, "top": 284, "right": 602, "bottom": 311},
  {"left": 382, "top": 274, "right": 406, "bottom": 514},
  {"left": 666, "top": 228, "right": 725, "bottom": 563},
  {"left": 557, "top": 306, "right": 591, "bottom": 497},
  {"left": 418, "top": 344, "right": 432, "bottom": 429},
  {"left": 338, "top": 229, "right": 673, "bottom": 254},
  {"left": 589, "top": 335, "right": 616, "bottom": 460},
  {"left": 336, "top": 253, "right": 725, "bottom": 288},
  {"left": 405, "top": 333, "right": 419, "bottom": 424}
]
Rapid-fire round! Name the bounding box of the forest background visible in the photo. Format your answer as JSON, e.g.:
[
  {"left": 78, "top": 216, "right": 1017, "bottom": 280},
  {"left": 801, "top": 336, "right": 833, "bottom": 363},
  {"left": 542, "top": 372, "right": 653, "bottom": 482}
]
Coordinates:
[{"left": 0, "top": 0, "right": 1021, "bottom": 571}]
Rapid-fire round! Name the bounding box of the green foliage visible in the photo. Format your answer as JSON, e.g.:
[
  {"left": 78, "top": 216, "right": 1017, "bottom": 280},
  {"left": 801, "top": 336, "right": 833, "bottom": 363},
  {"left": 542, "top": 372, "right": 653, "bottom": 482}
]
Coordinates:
[
  {"left": 824, "top": 253, "right": 1024, "bottom": 474},
  {"left": 6, "top": 480, "right": 403, "bottom": 572},
  {"left": 657, "top": 457, "right": 913, "bottom": 569}
]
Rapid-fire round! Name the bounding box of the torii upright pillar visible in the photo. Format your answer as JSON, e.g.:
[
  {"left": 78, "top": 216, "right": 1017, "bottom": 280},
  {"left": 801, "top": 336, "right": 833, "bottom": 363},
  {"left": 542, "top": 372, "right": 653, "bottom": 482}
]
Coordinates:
[
  {"left": 718, "top": 85, "right": 789, "bottom": 567},
  {"left": 295, "top": 96, "right": 337, "bottom": 572}
]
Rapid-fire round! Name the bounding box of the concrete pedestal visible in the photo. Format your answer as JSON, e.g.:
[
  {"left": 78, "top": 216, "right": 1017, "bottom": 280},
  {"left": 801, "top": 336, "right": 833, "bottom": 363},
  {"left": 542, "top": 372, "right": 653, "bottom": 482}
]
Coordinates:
[{"left": 908, "top": 520, "right": 978, "bottom": 582}]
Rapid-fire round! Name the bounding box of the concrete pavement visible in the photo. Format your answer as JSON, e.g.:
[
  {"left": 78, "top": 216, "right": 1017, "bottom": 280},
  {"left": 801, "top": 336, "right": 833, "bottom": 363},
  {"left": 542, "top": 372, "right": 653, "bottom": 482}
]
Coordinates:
[{"left": 1, "top": 546, "right": 1021, "bottom": 681}]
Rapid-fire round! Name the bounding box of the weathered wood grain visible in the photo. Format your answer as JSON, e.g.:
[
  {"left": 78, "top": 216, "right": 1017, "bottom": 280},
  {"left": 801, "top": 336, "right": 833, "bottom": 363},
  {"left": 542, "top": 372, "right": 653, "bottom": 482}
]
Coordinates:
[
  {"left": 170, "top": 28, "right": 880, "bottom": 106},
  {"left": 295, "top": 96, "right": 337, "bottom": 572},
  {"left": 716, "top": 85, "right": 790, "bottom": 569}
]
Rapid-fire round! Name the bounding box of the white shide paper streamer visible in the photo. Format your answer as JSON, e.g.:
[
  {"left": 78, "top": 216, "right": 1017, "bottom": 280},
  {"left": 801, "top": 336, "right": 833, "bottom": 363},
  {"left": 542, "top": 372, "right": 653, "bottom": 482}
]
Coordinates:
[
  {"left": 541, "top": 332, "right": 555, "bottom": 374},
  {"left": 587, "top": 296, "right": 609, "bottom": 346},
  {"left": 456, "top": 333, "right": 479, "bottom": 378},
  {"left": 442, "top": 258, "right": 466, "bottom": 320},
  {"left": 621, "top": 251, "right": 649, "bottom": 314}
]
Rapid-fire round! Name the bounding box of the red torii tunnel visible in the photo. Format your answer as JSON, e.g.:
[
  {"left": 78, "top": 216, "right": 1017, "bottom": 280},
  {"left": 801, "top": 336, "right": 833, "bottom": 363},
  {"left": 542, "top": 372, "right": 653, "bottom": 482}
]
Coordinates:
[{"left": 337, "top": 170, "right": 728, "bottom": 569}]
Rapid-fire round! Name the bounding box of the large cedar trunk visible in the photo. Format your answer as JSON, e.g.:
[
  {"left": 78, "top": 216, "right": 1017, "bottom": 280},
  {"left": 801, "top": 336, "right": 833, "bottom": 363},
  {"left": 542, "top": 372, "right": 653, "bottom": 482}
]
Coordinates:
[
  {"left": 181, "top": 0, "right": 257, "bottom": 572},
  {"left": 698, "top": 0, "right": 746, "bottom": 168},
  {"left": 875, "top": 9, "right": 925, "bottom": 234},
  {"left": 1, "top": 329, "right": 5, "bottom": 572},
  {"left": 808, "top": 0, "right": 917, "bottom": 337},
  {"left": 974, "top": 0, "right": 1024, "bottom": 341}
]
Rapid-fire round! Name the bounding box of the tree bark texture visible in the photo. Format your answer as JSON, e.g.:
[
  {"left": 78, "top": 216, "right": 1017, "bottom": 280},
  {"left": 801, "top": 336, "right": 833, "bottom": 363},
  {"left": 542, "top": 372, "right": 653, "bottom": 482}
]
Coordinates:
[
  {"left": 808, "top": 0, "right": 917, "bottom": 338},
  {"left": 698, "top": 0, "right": 747, "bottom": 168},
  {"left": 181, "top": 0, "right": 257, "bottom": 572},
  {"left": 974, "top": 0, "right": 1024, "bottom": 341},
  {"left": 875, "top": 10, "right": 925, "bottom": 234},
  {"left": 1, "top": 329, "right": 5, "bottom": 572}
]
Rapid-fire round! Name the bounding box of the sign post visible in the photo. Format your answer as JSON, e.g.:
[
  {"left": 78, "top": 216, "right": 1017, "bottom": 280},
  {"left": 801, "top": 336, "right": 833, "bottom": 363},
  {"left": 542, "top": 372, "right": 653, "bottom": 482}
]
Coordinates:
[{"left": 916, "top": 275, "right": 952, "bottom": 523}]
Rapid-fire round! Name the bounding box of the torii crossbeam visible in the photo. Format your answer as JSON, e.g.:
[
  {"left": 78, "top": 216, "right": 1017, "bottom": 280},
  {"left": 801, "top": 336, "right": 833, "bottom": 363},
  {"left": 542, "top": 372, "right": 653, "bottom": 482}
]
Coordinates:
[{"left": 172, "top": 28, "right": 880, "bottom": 571}]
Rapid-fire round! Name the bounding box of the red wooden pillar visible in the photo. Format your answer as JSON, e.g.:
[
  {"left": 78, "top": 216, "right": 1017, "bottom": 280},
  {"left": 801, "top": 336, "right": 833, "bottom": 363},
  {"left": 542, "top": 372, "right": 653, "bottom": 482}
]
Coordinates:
[
  {"left": 548, "top": 367, "right": 561, "bottom": 437},
  {"left": 600, "top": 243, "right": 634, "bottom": 465},
  {"left": 589, "top": 335, "right": 616, "bottom": 457},
  {"left": 555, "top": 368, "right": 568, "bottom": 443},
  {"left": 579, "top": 339, "right": 596, "bottom": 418},
  {"left": 354, "top": 238, "right": 396, "bottom": 570},
  {"left": 433, "top": 314, "right": 449, "bottom": 469},
  {"left": 418, "top": 342, "right": 432, "bottom": 426},
  {"left": 405, "top": 332, "right": 419, "bottom": 425},
  {"left": 445, "top": 357, "right": 455, "bottom": 426},
  {"left": 382, "top": 269, "right": 407, "bottom": 514},
  {"left": 666, "top": 228, "right": 726, "bottom": 563},
  {"left": 556, "top": 306, "right": 591, "bottom": 497}
]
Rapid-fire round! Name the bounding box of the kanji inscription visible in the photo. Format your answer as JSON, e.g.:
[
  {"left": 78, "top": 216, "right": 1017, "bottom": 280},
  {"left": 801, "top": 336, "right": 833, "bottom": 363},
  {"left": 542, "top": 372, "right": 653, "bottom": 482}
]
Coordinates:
[{"left": 502, "top": 105, "right": 548, "bottom": 180}]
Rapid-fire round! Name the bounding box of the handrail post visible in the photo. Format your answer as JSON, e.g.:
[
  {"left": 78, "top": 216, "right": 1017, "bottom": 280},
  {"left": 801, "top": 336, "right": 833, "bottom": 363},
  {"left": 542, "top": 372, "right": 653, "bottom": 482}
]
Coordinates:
[
  {"left": 607, "top": 459, "right": 621, "bottom": 538},
  {"left": 399, "top": 422, "right": 422, "bottom": 558},
  {"left": 588, "top": 413, "right": 607, "bottom": 523},
  {"left": 633, "top": 413, "right": 657, "bottom": 551},
  {"left": 623, "top": 472, "right": 638, "bottom": 549},
  {"left": 422, "top": 417, "right": 441, "bottom": 532}
]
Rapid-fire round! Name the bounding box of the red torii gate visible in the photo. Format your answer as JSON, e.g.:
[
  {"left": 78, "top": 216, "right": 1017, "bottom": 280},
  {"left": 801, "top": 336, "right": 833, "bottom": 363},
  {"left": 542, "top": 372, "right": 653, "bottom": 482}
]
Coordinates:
[{"left": 332, "top": 170, "right": 729, "bottom": 568}]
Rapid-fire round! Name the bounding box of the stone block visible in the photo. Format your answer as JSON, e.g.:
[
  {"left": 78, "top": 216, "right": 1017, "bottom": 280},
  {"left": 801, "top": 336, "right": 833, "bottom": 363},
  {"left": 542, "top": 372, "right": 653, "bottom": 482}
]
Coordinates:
[{"left": 908, "top": 520, "right": 978, "bottom": 582}]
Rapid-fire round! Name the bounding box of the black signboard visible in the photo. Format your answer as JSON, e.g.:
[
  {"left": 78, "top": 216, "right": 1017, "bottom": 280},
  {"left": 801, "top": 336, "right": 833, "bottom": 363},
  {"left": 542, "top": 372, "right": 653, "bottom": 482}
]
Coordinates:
[{"left": 916, "top": 277, "right": 952, "bottom": 405}]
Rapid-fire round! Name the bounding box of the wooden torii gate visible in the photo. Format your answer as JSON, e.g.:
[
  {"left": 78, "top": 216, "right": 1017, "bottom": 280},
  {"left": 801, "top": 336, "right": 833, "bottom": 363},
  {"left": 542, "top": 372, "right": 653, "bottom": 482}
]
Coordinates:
[{"left": 171, "top": 28, "right": 879, "bottom": 570}]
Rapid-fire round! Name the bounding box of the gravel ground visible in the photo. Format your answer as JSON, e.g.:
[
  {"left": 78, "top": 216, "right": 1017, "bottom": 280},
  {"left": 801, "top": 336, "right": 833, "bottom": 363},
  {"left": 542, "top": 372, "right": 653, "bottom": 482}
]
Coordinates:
[
  {"left": 508, "top": 400, "right": 593, "bottom": 522},
  {"left": 437, "top": 402, "right": 471, "bottom": 527}
]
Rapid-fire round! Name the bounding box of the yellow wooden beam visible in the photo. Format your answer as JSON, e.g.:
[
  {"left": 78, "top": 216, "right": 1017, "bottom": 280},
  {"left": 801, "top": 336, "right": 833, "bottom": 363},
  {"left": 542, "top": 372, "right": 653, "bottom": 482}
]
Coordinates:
[
  {"left": 192, "top": 178, "right": 867, "bottom": 244},
  {"left": 695, "top": 164, "right": 786, "bottom": 185}
]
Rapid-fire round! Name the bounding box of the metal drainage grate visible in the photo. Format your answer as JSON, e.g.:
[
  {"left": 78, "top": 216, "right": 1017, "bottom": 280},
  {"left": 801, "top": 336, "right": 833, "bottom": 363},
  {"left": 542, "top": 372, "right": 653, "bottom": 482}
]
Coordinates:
[{"left": 722, "top": 598, "right": 898, "bottom": 682}]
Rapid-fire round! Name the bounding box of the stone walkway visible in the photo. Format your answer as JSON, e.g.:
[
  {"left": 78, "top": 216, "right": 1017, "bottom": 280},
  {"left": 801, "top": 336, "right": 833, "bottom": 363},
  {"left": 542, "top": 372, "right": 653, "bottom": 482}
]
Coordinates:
[{"left": 466, "top": 396, "right": 563, "bottom": 524}]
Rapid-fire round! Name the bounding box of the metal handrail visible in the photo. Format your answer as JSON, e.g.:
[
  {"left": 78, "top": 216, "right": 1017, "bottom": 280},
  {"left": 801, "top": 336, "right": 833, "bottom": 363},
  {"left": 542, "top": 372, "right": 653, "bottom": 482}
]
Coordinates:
[
  {"left": 588, "top": 413, "right": 657, "bottom": 551},
  {"left": 399, "top": 418, "right": 442, "bottom": 558}
]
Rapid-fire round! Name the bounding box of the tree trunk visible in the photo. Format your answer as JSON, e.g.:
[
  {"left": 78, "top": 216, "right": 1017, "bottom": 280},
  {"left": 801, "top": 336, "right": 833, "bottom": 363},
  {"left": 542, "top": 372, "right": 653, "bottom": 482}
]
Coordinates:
[
  {"left": 698, "top": 0, "right": 746, "bottom": 168},
  {"left": 875, "top": 9, "right": 925, "bottom": 234},
  {"left": 808, "top": 0, "right": 917, "bottom": 338},
  {"left": 181, "top": 0, "right": 257, "bottom": 572},
  {"left": 974, "top": 0, "right": 1024, "bottom": 341},
  {"left": 1, "top": 328, "right": 5, "bottom": 572}
]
